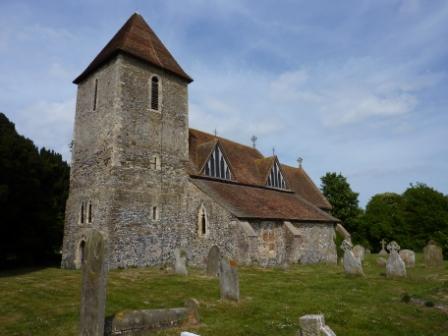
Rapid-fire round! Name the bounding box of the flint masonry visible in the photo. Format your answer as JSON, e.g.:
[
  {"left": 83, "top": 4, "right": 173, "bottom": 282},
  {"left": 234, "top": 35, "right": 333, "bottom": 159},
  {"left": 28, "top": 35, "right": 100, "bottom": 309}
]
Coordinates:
[{"left": 61, "top": 13, "right": 339, "bottom": 269}]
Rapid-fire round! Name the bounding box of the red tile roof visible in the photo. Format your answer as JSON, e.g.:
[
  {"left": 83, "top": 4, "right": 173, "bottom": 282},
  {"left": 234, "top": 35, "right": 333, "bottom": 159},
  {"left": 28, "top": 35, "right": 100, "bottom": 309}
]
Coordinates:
[
  {"left": 74, "top": 13, "right": 192, "bottom": 84},
  {"left": 188, "top": 129, "right": 335, "bottom": 220},
  {"left": 190, "top": 177, "right": 338, "bottom": 222}
]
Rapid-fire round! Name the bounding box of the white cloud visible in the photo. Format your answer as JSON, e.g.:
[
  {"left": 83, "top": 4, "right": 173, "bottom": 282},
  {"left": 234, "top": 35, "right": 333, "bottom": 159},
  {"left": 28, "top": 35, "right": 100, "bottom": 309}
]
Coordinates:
[{"left": 15, "top": 99, "right": 75, "bottom": 161}]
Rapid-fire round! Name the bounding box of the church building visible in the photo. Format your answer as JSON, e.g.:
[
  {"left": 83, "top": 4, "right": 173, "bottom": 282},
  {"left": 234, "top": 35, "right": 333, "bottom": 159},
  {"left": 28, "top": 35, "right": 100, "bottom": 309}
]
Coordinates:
[{"left": 61, "top": 13, "right": 338, "bottom": 269}]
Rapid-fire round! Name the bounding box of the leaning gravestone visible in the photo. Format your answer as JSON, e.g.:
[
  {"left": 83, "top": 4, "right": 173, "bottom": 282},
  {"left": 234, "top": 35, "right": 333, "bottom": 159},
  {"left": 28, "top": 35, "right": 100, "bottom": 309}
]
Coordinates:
[
  {"left": 399, "top": 249, "right": 416, "bottom": 268},
  {"left": 206, "top": 245, "right": 221, "bottom": 277},
  {"left": 423, "top": 240, "right": 444, "bottom": 267},
  {"left": 386, "top": 241, "right": 406, "bottom": 278},
  {"left": 352, "top": 245, "right": 365, "bottom": 262},
  {"left": 174, "top": 248, "right": 188, "bottom": 275},
  {"left": 341, "top": 239, "right": 364, "bottom": 276},
  {"left": 219, "top": 258, "right": 240, "bottom": 301},
  {"left": 379, "top": 239, "right": 388, "bottom": 256},
  {"left": 79, "top": 229, "right": 107, "bottom": 336}
]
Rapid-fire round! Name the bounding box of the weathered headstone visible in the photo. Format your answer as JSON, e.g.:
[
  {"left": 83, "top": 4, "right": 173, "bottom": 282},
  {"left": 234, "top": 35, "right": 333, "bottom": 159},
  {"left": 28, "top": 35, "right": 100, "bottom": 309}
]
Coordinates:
[
  {"left": 399, "top": 249, "right": 416, "bottom": 268},
  {"left": 423, "top": 240, "right": 444, "bottom": 267},
  {"left": 379, "top": 239, "right": 388, "bottom": 256},
  {"left": 341, "top": 239, "right": 364, "bottom": 276},
  {"left": 365, "top": 249, "right": 371, "bottom": 255},
  {"left": 181, "top": 333, "right": 200, "bottom": 336},
  {"left": 206, "top": 245, "right": 221, "bottom": 277},
  {"left": 79, "top": 229, "right": 108, "bottom": 336},
  {"left": 298, "top": 314, "right": 336, "bottom": 336},
  {"left": 386, "top": 241, "right": 406, "bottom": 278},
  {"left": 174, "top": 248, "right": 188, "bottom": 275},
  {"left": 376, "top": 257, "right": 387, "bottom": 267},
  {"left": 352, "top": 245, "right": 365, "bottom": 262},
  {"left": 108, "top": 298, "right": 200, "bottom": 335},
  {"left": 219, "top": 258, "right": 240, "bottom": 301}
]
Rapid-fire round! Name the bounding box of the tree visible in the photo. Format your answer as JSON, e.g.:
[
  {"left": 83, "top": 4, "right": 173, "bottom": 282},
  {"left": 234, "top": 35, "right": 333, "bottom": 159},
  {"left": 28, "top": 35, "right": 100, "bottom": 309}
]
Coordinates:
[
  {"left": 0, "top": 113, "right": 70, "bottom": 268},
  {"left": 362, "top": 193, "right": 406, "bottom": 251},
  {"left": 320, "top": 172, "right": 363, "bottom": 243},
  {"left": 402, "top": 183, "right": 448, "bottom": 253}
]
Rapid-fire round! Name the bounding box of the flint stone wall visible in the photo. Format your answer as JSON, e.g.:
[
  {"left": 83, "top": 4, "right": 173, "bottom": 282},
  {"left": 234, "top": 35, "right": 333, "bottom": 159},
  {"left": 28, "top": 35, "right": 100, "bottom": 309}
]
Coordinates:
[{"left": 62, "top": 53, "right": 337, "bottom": 270}]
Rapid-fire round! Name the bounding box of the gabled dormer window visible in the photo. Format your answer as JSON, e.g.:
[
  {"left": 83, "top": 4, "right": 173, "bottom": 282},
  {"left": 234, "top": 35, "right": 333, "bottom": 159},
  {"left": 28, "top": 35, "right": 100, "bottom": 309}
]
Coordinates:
[
  {"left": 267, "top": 161, "right": 287, "bottom": 189},
  {"left": 204, "top": 145, "right": 231, "bottom": 180}
]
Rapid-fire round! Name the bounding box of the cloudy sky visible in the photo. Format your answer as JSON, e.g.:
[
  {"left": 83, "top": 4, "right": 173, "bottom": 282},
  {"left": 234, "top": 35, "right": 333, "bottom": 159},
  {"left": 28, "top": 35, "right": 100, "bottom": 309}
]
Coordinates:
[{"left": 1, "top": 0, "right": 447, "bottom": 206}]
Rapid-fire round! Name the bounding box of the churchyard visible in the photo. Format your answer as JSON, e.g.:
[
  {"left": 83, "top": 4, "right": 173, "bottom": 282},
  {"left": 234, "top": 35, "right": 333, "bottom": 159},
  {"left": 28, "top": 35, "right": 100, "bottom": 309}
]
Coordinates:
[{"left": 0, "top": 253, "right": 447, "bottom": 336}]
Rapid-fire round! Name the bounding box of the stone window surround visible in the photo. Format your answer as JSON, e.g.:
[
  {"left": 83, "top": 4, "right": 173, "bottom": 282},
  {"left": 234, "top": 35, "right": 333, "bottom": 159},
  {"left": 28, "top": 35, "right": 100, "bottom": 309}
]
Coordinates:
[
  {"left": 197, "top": 204, "right": 209, "bottom": 238},
  {"left": 149, "top": 74, "right": 162, "bottom": 113},
  {"left": 79, "top": 200, "right": 93, "bottom": 224},
  {"left": 150, "top": 154, "right": 161, "bottom": 171}
]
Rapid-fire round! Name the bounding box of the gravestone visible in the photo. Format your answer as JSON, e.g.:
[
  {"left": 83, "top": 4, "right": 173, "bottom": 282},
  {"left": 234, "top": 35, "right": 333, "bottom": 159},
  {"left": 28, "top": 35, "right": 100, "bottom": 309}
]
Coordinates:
[
  {"left": 108, "top": 299, "right": 199, "bottom": 335},
  {"left": 79, "top": 229, "right": 108, "bottom": 336},
  {"left": 423, "top": 240, "right": 444, "bottom": 267},
  {"left": 376, "top": 257, "right": 387, "bottom": 267},
  {"left": 399, "top": 249, "right": 416, "bottom": 268},
  {"left": 174, "top": 248, "right": 188, "bottom": 275},
  {"left": 386, "top": 241, "right": 406, "bottom": 278},
  {"left": 341, "top": 239, "right": 364, "bottom": 276},
  {"left": 206, "top": 245, "right": 221, "bottom": 277},
  {"left": 378, "top": 239, "right": 388, "bottom": 256},
  {"left": 219, "top": 258, "right": 239, "bottom": 301},
  {"left": 335, "top": 223, "right": 351, "bottom": 241},
  {"left": 298, "top": 314, "right": 336, "bottom": 336},
  {"left": 352, "top": 245, "right": 365, "bottom": 262}
]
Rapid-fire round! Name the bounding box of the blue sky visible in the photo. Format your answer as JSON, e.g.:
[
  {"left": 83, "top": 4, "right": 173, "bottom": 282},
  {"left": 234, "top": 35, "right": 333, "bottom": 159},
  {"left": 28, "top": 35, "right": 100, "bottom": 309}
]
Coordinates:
[{"left": 1, "top": 0, "right": 447, "bottom": 206}]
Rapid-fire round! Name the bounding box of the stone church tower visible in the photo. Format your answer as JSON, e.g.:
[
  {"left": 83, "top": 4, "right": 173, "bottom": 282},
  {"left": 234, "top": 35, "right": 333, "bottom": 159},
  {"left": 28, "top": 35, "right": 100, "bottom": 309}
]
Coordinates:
[
  {"left": 62, "top": 13, "right": 339, "bottom": 270},
  {"left": 61, "top": 13, "right": 193, "bottom": 268}
]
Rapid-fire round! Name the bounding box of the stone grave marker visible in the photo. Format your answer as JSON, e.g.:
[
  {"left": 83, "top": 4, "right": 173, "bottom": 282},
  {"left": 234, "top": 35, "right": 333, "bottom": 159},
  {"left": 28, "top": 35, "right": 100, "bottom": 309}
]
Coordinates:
[
  {"left": 376, "top": 257, "right": 387, "bottom": 267},
  {"left": 352, "top": 244, "right": 365, "bottom": 262},
  {"left": 386, "top": 241, "right": 406, "bottom": 278},
  {"left": 219, "top": 258, "right": 240, "bottom": 301},
  {"left": 206, "top": 245, "right": 221, "bottom": 277},
  {"left": 423, "top": 240, "right": 444, "bottom": 267},
  {"left": 107, "top": 299, "right": 199, "bottom": 335},
  {"left": 298, "top": 314, "right": 336, "bottom": 336},
  {"left": 379, "top": 239, "right": 388, "bottom": 256},
  {"left": 79, "top": 229, "right": 108, "bottom": 336},
  {"left": 174, "top": 248, "right": 188, "bottom": 275},
  {"left": 399, "top": 249, "right": 416, "bottom": 268},
  {"left": 341, "top": 239, "right": 364, "bottom": 276}
]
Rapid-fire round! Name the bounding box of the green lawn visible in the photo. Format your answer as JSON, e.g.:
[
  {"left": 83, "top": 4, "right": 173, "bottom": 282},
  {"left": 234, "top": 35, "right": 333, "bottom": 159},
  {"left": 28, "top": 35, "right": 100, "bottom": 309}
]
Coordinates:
[{"left": 0, "top": 254, "right": 447, "bottom": 336}]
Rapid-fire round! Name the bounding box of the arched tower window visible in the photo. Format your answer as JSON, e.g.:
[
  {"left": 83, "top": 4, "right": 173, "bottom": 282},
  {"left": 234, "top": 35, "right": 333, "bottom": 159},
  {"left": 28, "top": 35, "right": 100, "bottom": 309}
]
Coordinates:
[
  {"left": 203, "top": 145, "right": 231, "bottom": 180},
  {"left": 87, "top": 201, "right": 92, "bottom": 223},
  {"left": 150, "top": 76, "right": 161, "bottom": 111},
  {"left": 198, "top": 204, "right": 208, "bottom": 237},
  {"left": 79, "top": 241, "right": 86, "bottom": 265},
  {"left": 266, "top": 161, "right": 287, "bottom": 189}
]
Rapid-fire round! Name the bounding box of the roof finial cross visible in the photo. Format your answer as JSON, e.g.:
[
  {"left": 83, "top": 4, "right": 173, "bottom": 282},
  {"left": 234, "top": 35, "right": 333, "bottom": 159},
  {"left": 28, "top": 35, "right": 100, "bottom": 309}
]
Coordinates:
[
  {"left": 272, "top": 147, "right": 276, "bottom": 156},
  {"left": 297, "top": 157, "right": 303, "bottom": 168},
  {"left": 214, "top": 128, "right": 218, "bottom": 137},
  {"left": 250, "top": 135, "right": 258, "bottom": 149}
]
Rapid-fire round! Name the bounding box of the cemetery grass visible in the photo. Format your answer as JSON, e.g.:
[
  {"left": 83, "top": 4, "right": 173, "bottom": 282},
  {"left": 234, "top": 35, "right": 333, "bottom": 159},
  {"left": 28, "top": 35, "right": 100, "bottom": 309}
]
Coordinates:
[{"left": 0, "top": 255, "right": 447, "bottom": 336}]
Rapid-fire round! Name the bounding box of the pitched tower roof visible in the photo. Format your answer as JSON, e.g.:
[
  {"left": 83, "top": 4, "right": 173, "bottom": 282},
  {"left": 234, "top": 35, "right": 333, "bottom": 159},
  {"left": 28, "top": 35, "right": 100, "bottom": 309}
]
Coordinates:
[{"left": 73, "top": 13, "right": 192, "bottom": 84}]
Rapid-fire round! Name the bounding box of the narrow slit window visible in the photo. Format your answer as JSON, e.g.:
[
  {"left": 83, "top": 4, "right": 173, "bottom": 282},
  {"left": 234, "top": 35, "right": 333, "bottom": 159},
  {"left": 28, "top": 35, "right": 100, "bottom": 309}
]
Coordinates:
[
  {"left": 152, "top": 206, "right": 158, "bottom": 220},
  {"left": 93, "top": 79, "right": 98, "bottom": 111},
  {"left": 151, "top": 76, "right": 159, "bottom": 110},
  {"left": 266, "top": 161, "right": 287, "bottom": 189},
  {"left": 87, "top": 201, "right": 92, "bottom": 223},
  {"left": 203, "top": 145, "right": 231, "bottom": 180},
  {"left": 80, "top": 241, "right": 86, "bottom": 265},
  {"left": 198, "top": 205, "right": 208, "bottom": 237},
  {"left": 80, "top": 202, "right": 85, "bottom": 224}
]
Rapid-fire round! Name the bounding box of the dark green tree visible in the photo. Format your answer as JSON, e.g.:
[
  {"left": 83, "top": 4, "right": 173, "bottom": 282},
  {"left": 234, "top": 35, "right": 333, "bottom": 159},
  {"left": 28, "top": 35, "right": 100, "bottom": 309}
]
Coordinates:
[
  {"left": 402, "top": 183, "right": 448, "bottom": 254},
  {"left": 0, "top": 113, "right": 70, "bottom": 268},
  {"left": 362, "top": 192, "right": 406, "bottom": 251},
  {"left": 320, "top": 172, "right": 364, "bottom": 244}
]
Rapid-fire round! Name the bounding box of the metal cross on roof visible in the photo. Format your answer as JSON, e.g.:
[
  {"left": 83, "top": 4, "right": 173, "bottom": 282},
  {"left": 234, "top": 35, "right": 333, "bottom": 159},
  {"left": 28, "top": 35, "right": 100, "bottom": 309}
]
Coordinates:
[
  {"left": 297, "top": 157, "right": 303, "bottom": 168},
  {"left": 250, "top": 135, "right": 257, "bottom": 149}
]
